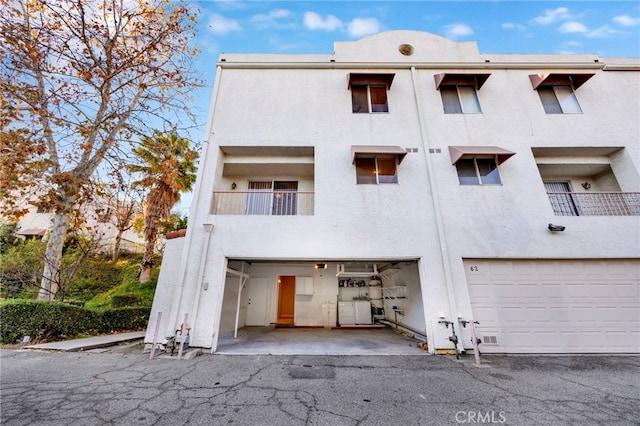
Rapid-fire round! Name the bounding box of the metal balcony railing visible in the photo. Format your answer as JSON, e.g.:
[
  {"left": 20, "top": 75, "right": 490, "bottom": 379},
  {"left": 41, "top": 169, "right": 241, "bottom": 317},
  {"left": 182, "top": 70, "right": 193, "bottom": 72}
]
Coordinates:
[
  {"left": 212, "top": 191, "right": 314, "bottom": 215},
  {"left": 547, "top": 192, "right": 640, "bottom": 216}
]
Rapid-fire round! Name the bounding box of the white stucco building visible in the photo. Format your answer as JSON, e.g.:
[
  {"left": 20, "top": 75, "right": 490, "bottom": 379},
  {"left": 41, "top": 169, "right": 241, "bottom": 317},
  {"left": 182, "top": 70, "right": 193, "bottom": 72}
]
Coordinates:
[{"left": 147, "top": 31, "right": 640, "bottom": 354}]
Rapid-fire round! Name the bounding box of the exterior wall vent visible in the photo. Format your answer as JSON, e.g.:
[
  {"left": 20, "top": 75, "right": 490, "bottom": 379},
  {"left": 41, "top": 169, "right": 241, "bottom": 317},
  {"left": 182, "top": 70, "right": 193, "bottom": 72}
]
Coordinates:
[{"left": 483, "top": 335, "right": 498, "bottom": 345}]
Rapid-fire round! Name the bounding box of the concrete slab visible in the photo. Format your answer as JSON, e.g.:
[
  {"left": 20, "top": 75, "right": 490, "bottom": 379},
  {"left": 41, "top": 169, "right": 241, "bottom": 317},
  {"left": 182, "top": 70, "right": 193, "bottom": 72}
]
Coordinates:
[
  {"left": 216, "top": 326, "right": 429, "bottom": 355},
  {"left": 24, "top": 332, "right": 145, "bottom": 352}
]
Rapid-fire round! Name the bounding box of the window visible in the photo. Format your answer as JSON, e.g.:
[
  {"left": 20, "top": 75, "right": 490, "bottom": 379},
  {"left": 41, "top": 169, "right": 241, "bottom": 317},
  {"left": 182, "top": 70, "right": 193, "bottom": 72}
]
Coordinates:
[
  {"left": 440, "top": 85, "right": 481, "bottom": 114},
  {"left": 529, "top": 73, "right": 594, "bottom": 115},
  {"left": 351, "top": 85, "right": 388, "bottom": 113},
  {"left": 434, "top": 73, "right": 490, "bottom": 114},
  {"left": 455, "top": 157, "right": 501, "bottom": 185},
  {"left": 537, "top": 85, "right": 582, "bottom": 114},
  {"left": 355, "top": 157, "right": 398, "bottom": 184},
  {"left": 348, "top": 73, "right": 394, "bottom": 114}
]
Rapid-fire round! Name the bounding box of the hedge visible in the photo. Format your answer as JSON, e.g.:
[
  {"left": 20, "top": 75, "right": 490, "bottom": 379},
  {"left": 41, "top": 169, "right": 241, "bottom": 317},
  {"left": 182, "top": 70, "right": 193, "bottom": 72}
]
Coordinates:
[
  {"left": 100, "top": 307, "right": 150, "bottom": 333},
  {"left": 0, "top": 300, "right": 150, "bottom": 344},
  {"left": 110, "top": 294, "right": 140, "bottom": 309}
]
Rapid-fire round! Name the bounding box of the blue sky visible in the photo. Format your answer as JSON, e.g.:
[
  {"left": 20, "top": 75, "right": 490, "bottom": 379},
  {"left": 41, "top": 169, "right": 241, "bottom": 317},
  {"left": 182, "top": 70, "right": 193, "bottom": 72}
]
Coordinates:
[
  {"left": 175, "top": 1, "right": 640, "bottom": 213},
  {"left": 195, "top": 1, "right": 640, "bottom": 59}
]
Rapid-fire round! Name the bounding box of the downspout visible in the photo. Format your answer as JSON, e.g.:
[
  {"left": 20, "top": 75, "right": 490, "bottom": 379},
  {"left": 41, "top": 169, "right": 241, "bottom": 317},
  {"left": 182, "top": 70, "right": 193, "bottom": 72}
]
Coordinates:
[
  {"left": 166, "top": 65, "right": 223, "bottom": 336},
  {"left": 409, "top": 66, "right": 461, "bottom": 349}
]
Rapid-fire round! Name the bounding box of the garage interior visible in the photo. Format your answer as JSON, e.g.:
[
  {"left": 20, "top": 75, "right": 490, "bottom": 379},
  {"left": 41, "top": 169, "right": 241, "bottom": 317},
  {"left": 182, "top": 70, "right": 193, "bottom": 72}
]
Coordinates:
[{"left": 215, "top": 260, "right": 428, "bottom": 354}]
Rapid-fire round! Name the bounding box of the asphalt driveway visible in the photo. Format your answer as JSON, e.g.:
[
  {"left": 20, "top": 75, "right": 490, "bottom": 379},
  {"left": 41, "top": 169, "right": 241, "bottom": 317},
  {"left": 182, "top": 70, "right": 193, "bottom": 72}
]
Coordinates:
[{"left": 1, "top": 346, "right": 638, "bottom": 425}]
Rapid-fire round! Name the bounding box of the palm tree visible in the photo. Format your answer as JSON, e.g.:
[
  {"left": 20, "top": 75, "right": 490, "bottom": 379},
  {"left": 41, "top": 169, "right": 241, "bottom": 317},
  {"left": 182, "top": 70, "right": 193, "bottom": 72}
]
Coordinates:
[{"left": 130, "top": 132, "right": 198, "bottom": 283}]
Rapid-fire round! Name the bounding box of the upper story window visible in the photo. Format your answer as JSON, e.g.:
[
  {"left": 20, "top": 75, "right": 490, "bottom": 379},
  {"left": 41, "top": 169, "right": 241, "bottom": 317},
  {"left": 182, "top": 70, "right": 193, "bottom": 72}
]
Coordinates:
[
  {"left": 434, "top": 73, "right": 490, "bottom": 114},
  {"left": 449, "top": 146, "right": 515, "bottom": 186},
  {"left": 352, "top": 145, "right": 407, "bottom": 185},
  {"left": 348, "top": 73, "right": 394, "bottom": 114},
  {"left": 456, "top": 157, "right": 501, "bottom": 185},
  {"left": 529, "top": 73, "right": 594, "bottom": 115},
  {"left": 355, "top": 157, "right": 398, "bottom": 184}
]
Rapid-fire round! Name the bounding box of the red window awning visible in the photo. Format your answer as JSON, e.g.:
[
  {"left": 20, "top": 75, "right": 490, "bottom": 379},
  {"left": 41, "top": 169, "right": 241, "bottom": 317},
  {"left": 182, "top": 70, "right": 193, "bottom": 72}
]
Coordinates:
[
  {"left": 17, "top": 228, "right": 46, "bottom": 237},
  {"left": 351, "top": 145, "right": 408, "bottom": 164},
  {"left": 448, "top": 146, "right": 516, "bottom": 165},
  {"left": 347, "top": 73, "right": 395, "bottom": 89},
  {"left": 528, "top": 73, "right": 595, "bottom": 90},
  {"left": 434, "top": 73, "right": 491, "bottom": 90}
]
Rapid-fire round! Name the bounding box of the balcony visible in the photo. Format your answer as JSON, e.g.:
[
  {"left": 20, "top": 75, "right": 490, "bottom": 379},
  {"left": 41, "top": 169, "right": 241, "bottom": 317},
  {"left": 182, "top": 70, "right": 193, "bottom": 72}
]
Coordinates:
[
  {"left": 212, "top": 191, "right": 314, "bottom": 215},
  {"left": 547, "top": 192, "right": 640, "bottom": 216}
]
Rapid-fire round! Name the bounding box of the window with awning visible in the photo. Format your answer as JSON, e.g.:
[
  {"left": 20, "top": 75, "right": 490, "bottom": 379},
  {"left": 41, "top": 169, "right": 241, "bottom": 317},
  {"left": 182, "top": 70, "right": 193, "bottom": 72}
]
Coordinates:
[
  {"left": 351, "top": 145, "right": 407, "bottom": 185},
  {"left": 434, "top": 73, "right": 491, "bottom": 114},
  {"left": 448, "top": 146, "right": 515, "bottom": 186},
  {"left": 529, "top": 73, "right": 594, "bottom": 114},
  {"left": 348, "top": 73, "right": 395, "bottom": 113}
]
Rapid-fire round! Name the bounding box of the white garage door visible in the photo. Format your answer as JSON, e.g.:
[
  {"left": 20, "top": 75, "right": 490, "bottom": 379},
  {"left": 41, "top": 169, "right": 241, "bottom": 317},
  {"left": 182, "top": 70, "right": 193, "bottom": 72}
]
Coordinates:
[{"left": 464, "top": 259, "right": 640, "bottom": 354}]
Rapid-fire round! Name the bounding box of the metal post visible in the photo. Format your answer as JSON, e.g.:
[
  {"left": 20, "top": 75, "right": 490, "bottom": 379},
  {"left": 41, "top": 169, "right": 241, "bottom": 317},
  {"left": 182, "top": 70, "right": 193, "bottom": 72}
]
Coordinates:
[
  {"left": 470, "top": 321, "right": 481, "bottom": 366},
  {"left": 149, "top": 312, "right": 162, "bottom": 360},
  {"left": 177, "top": 313, "right": 189, "bottom": 359}
]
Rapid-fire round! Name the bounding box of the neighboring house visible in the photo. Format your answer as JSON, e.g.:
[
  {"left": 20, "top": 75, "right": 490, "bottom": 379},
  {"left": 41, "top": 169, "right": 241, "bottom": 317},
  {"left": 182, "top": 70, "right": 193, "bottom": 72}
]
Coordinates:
[
  {"left": 147, "top": 31, "right": 640, "bottom": 354},
  {"left": 7, "top": 200, "right": 145, "bottom": 256}
]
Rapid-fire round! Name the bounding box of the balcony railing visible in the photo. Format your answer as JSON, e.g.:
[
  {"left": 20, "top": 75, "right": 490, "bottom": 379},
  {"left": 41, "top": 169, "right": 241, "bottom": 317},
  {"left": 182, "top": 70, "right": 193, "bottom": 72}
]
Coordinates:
[
  {"left": 547, "top": 192, "right": 640, "bottom": 216},
  {"left": 212, "top": 191, "right": 314, "bottom": 215}
]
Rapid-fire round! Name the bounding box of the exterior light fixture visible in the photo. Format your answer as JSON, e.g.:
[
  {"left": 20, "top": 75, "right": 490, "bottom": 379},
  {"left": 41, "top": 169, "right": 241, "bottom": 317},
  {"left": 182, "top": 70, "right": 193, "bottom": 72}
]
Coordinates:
[
  {"left": 315, "top": 263, "right": 328, "bottom": 269},
  {"left": 581, "top": 182, "right": 591, "bottom": 190},
  {"left": 548, "top": 223, "right": 566, "bottom": 232},
  {"left": 231, "top": 182, "right": 237, "bottom": 190}
]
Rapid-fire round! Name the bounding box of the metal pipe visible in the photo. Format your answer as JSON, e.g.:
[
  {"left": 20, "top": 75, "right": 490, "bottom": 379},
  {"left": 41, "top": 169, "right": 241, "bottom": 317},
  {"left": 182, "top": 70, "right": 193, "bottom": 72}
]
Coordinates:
[
  {"left": 233, "top": 262, "right": 246, "bottom": 339},
  {"left": 149, "top": 311, "right": 162, "bottom": 360},
  {"left": 470, "top": 321, "right": 481, "bottom": 366},
  {"left": 177, "top": 313, "right": 189, "bottom": 360}
]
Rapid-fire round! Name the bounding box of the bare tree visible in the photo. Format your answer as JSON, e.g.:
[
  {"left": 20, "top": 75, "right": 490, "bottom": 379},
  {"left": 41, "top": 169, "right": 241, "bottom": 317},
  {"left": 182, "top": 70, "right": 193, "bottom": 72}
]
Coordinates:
[{"left": 0, "top": 0, "right": 202, "bottom": 299}]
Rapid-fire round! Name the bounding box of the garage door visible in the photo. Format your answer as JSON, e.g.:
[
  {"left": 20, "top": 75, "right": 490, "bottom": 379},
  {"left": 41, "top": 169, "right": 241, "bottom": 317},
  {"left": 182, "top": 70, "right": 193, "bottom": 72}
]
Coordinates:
[{"left": 464, "top": 259, "right": 640, "bottom": 354}]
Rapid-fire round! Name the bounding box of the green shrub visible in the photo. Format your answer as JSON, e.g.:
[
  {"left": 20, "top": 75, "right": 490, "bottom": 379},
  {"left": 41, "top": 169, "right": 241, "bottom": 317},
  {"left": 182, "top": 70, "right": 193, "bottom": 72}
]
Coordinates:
[
  {"left": 0, "top": 300, "right": 100, "bottom": 343},
  {"left": 110, "top": 294, "right": 140, "bottom": 308},
  {"left": 100, "top": 307, "right": 150, "bottom": 333},
  {"left": 0, "top": 300, "right": 151, "bottom": 343},
  {"left": 64, "top": 258, "right": 125, "bottom": 301},
  {"left": 0, "top": 240, "right": 45, "bottom": 298}
]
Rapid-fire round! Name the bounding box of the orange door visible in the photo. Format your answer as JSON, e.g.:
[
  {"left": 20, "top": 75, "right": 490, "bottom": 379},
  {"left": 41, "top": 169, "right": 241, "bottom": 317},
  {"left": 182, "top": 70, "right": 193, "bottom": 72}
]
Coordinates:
[{"left": 277, "top": 276, "right": 295, "bottom": 325}]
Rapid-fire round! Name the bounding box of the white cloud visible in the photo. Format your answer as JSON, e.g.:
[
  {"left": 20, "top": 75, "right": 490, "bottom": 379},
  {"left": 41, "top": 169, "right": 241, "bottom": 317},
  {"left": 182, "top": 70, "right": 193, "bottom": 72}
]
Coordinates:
[
  {"left": 501, "top": 22, "right": 526, "bottom": 31},
  {"left": 251, "top": 9, "right": 294, "bottom": 29},
  {"left": 532, "top": 7, "right": 571, "bottom": 25},
  {"left": 444, "top": 23, "right": 474, "bottom": 38},
  {"left": 613, "top": 15, "right": 640, "bottom": 27},
  {"left": 347, "top": 17, "right": 381, "bottom": 38},
  {"left": 558, "top": 21, "right": 588, "bottom": 33},
  {"left": 208, "top": 13, "right": 242, "bottom": 35},
  {"left": 303, "top": 11, "right": 343, "bottom": 31},
  {"left": 586, "top": 25, "right": 621, "bottom": 38}
]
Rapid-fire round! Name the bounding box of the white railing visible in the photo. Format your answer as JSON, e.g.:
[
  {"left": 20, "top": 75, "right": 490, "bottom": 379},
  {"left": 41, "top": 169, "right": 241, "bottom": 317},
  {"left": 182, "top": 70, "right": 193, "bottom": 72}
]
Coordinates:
[
  {"left": 212, "top": 191, "right": 314, "bottom": 215},
  {"left": 547, "top": 192, "right": 640, "bottom": 216}
]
